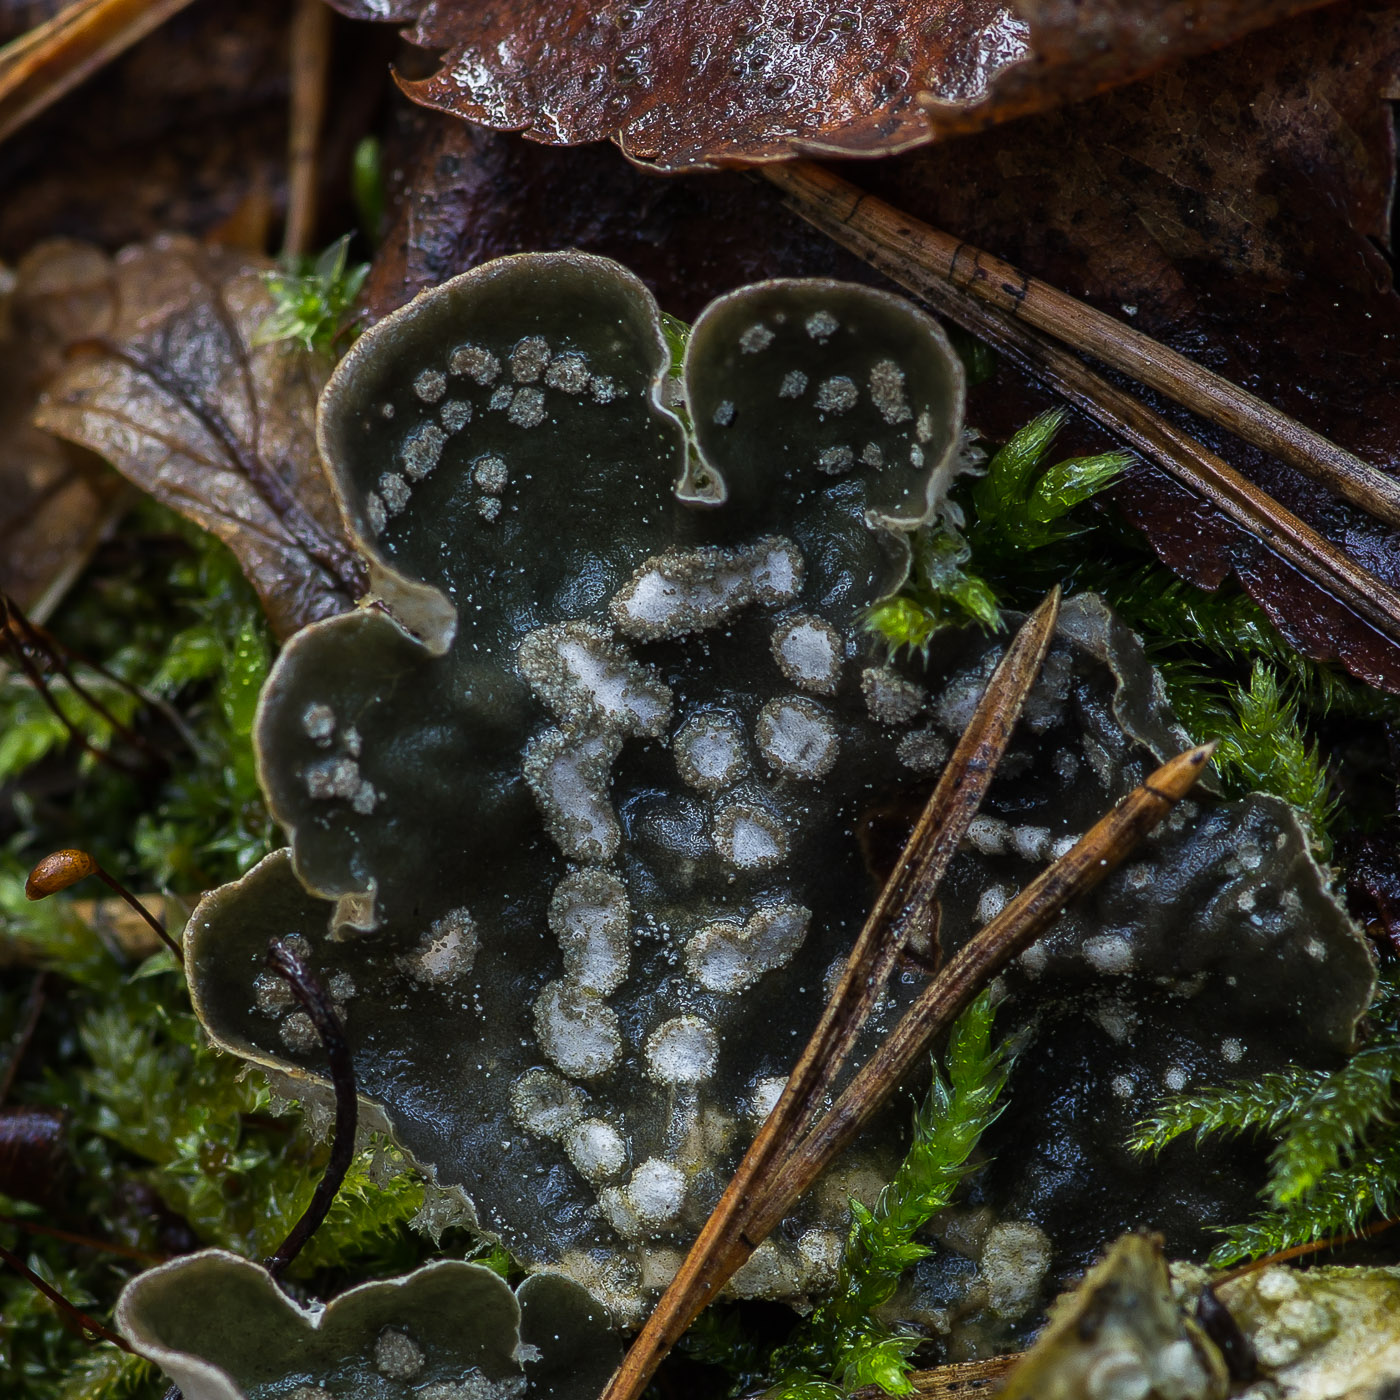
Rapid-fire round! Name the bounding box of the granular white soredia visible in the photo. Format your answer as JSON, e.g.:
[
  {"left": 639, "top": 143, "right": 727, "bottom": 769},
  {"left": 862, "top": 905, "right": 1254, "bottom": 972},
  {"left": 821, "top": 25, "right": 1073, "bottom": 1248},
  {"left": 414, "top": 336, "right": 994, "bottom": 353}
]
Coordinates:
[
  {"left": 564, "top": 1116, "right": 628, "bottom": 1183},
  {"left": 440, "top": 399, "right": 472, "bottom": 432},
  {"left": 397, "top": 907, "right": 478, "bottom": 985},
  {"left": 778, "top": 370, "right": 808, "bottom": 398},
  {"left": 518, "top": 621, "right": 672, "bottom": 739},
  {"left": 473, "top": 455, "right": 509, "bottom": 494},
  {"left": 814, "top": 376, "right": 859, "bottom": 415},
  {"left": 548, "top": 867, "right": 632, "bottom": 994},
  {"left": 817, "top": 444, "right": 855, "bottom": 475},
  {"left": 771, "top": 614, "right": 843, "bottom": 695},
  {"left": 378, "top": 471, "right": 410, "bottom": 515},
  {"left": 477, "top": 497, "right": 502, "bottom": 523},
  {"left": 712, "top": 400, "right": 736, "bottom": 426},
  {"left": 673, "top": 711, "right": 748, "bottom": 793},
  {"left": 756, "top": 696, "right": 840, "bottom": 780},
  {"left": 509, "top": 1067, "right": 588, "bottom": 1141},
  {"left": 609, "top": 537, "right": 804, "bottom": 642},
  {"left": 625, "top": 1158, "right": 687, "bottom": 1227},
  {"left": 254, "top": 969, "right": 295, "bottom": 1015},
  {"left": 712, "top": 801, "right": 789, "bottom": 869},
  {"left": 533, "top": 980, "right": 622, "bottom": 1079},
  {"left": 303, "top": 754, "right": 377, "bottom": 813},
  {"left": 507, "top": 387, "right": 547, "bottom": 428},
  {"left": 684, "top": 903, "right": 810, "bottom": 993},
  {"left": 413, "top": 369, "right": 446, "bottom": 403},
  {"left": 590, "top": 374, "right": 617, "bottom": 403},
  {"left": 510, "top": 335, "right": 551, "bottom": 382},
  {"left": 301, "top": 701, "right": 336, "bottom": 745},
  {"left": 375, "top": 1326, "right": 424, "bottom": 1380},
  {"left": 645, "top": 1015, "right": 719, "bottom": 1085},
  {"left": 748, "top": 1076, "right": 787, "bottom": 1124},
  {"left": 545, "top": 352, "right": 590, "bottom": 392},
  {"left": 403, "top": 422, "right": 445, "bottom": 484},
  {"left": 739, "top": 323, "right": 774, "bottom": 353},
  {"left": 861, "top": 665, "right": 926, "bottom": 725},
  {"left": 279, "top": 1010, "right": 319, "bottom": 1054},
  {"left": 522, "top": 727, "right": 623, "bottom": 863},
  {"left": 806, "top": 309, "right": 838, "bottom": 342},
  {"left": 868, "top": 358, "right": 913, "bottom": 424},
  {"left": 450, "top": 343, "right": 500, "bottom": 384}
]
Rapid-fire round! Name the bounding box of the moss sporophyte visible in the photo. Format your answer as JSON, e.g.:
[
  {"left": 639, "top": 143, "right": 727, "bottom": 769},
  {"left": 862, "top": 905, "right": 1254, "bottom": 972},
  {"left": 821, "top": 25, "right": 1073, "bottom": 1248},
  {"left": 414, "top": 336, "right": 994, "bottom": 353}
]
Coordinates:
[{"left": 3, "top": 252, "right": 1383, "bottom": 1399}]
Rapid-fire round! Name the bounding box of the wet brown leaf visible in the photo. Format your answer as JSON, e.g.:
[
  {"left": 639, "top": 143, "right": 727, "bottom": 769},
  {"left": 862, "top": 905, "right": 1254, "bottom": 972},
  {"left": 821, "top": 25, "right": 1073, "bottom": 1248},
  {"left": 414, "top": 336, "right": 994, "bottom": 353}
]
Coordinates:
[
  {"left": 34, "top": 235, "right": 364, "bottom": 640},
  {"left": 0, "top": 240, "right": 125, "bottom": 619},
  {"left": 328, "top": 0, "right": 1324, "bottom": 171}
]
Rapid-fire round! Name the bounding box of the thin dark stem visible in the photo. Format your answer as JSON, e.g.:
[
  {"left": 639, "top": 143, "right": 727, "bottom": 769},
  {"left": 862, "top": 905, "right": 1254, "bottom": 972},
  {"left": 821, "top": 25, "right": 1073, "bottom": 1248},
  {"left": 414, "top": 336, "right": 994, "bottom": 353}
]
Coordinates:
[
  {"left": 93, "top": 868, "right": 182, "bottom": 961},
  {"left": 0, "top": 1213, "right": 166, "bottom": 1264},
  {"left": 262, "top": 939, "right": 357, "bottom": 1279},
  {"left": 0, "top": 973, "right": 48, "bottom": 1105},
  {"left": 0, "top": 1240, "right": 132, "bottom": 1351}
]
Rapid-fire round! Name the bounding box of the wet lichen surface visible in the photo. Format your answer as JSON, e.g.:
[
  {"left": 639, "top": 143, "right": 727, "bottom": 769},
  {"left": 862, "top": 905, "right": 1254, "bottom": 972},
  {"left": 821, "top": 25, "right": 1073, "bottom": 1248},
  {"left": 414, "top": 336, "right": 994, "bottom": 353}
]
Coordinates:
[{"left": 183, "top": 252, "right": 1373, "bottom": 1328}]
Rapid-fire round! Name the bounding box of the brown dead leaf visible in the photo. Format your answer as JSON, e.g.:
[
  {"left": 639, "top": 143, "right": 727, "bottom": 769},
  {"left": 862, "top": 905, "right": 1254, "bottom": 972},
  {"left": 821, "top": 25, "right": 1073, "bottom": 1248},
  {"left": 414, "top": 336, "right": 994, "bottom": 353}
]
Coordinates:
[
  {"left": 33, "top": 235, "right": 364, "bottom": 640},
  {"left": 0, "top": 240, "right": 125, "bottom": 619},
  {"left": 328, "top": 0, "right": 1324, "bottom": 171}
]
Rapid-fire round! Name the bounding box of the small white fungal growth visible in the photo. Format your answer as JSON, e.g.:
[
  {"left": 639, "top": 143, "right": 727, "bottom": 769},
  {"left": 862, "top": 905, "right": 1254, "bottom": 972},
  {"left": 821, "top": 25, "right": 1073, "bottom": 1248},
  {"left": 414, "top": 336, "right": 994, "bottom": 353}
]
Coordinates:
[
  {"left": 1221, "top": 1037, "right": 1244, "bottom": 1063},
  {"left": 626, "top": 1158, "right": 687, "bottom": 1227},
  {"left": 756, "top": 697, "right": 840, "bottom": 780},
  {"left": 474, "top": 455, "right": 509, "bottom": 494},
  {"left": 414, "top": 369, "right": 447, "bottom": 403},
  {"left": 778, "top": 370, "right": 808, "bottom": 398},
  {"left": 440, "top": 399, "right": 472, "bottom": 432},
  {"left": 509, "top": 1068, "right": 587, "bottom": 1141},
  {"left": 450, "top": 343, "right": 500, "bottom": 384},
  {"left": 980, "top": 1220, "right": 1052, "bottom": 1318},
  {"left": 684, "top": 903, "right": 810, "bottom": 993},
  {"left": 398, "top": 907, "right": 478, "bottom": 985},
  {"left": 533, "top": 980, "right": 622, "bottom": 1079},
  {"left": 806, "top": 309, "right": 838, "bottom": 342},
  {"left": 301, "top": 701, "right": 336, "bottom": 746},
  {"left": 375, "top": 1326, "right": 425, "bottom": 1380},
  {"left": 1163, "top": 1065, "right": 1189, "bottom": 1092},
  {"left": 674, "top": 711, "right": 748, "bottom": 793},
  {"left": 378, "top": 471, "right": 410, "bottom": 515},
  {"left": 814, "top": 376, "right": 858, "bottom": 414},
  {"left": 712, "top": 400, "right": 736, "bottom": 426},
  {"left": 645, "top": 1015, "right": 719, "bottom": 1085},
  {"left": 279, "top": 1010, "right": 318, "bottom": 1053},
  {"left": 739, "top": 323, "right": 774, "bottom": 353},
  {"left": 1083, "top": 934, "right": 1135, "bottom": 975},
  {"left": 518, "top": 621, "right": 673, "bottom": 738},
  {"left": 303, "top": 755, "right": 376, "bottom": 814},
  {"left": 771, "top": 614, "right": 843, "bottom": 695},
  {"left": 253, "top": 969, "right": 295, "bottom": 1015},
  {"left": 564, "top": 1116, "right": 627, "bottom": 1183},
  {"left": 746, "top": 1076, "right": 787, "bottom": 1126},
  {"left": 508, "top": 386, "right": 547, "bottom": 428},
  {"left": 549, "top": 868, "right": 632, "bottom": 994},
  {"left": 510, "top": 335, "right": 551, "bottom": 382},
  {"left": 401, "top": 423, "right": 447, "bottom": 481},
  {"left": 868, "top": 358, "right": 913, "bottom": 424},
  {"left": 861, "top": 665, "right": 926, "bottom": 725},
  {"left": 610, "top": 536, "right": 804, "bottom": 642},
  {"left": 817, "top": 444, "right": 854, "bottom": 475},
  {"left": 590, "top": 374, "right": 616, "bottom": 403},
  {"left": 712, "top": 801, "right": 789, "bottom": 870},
  {"left": 523, "top": 728, "right": 623, "bottom": 863},
  {"left": 545, "top": 352, "right": 590, "bottom": 392}
]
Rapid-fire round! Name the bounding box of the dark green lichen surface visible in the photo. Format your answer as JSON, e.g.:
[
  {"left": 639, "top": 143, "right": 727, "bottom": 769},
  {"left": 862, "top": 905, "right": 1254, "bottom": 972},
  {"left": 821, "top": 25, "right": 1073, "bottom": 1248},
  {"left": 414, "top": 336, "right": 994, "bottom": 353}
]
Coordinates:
[
  {"left": 116, "top": 1251, "right": 615, "bottom": 1400},
  {"left": 183, "top": 252, "right": 1372, "bottom": 1322}
]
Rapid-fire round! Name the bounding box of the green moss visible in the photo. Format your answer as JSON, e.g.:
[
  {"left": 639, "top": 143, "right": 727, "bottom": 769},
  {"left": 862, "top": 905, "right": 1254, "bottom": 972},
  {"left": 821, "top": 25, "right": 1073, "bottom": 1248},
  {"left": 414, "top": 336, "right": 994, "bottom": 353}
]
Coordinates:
[{"left": 254, "top": 235, "right": 368, "bottom": 357}]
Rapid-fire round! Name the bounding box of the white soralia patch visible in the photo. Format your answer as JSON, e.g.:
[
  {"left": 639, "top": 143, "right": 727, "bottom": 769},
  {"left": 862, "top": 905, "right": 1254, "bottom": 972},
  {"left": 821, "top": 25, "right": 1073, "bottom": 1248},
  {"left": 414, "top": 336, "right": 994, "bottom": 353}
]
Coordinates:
[
  {"left": 301, "top": 701, "right": 336, "bottom": 745},
  {"left": 748, "top": 1076, "right": 787, "bottom": 1124},
  {"left": 645, "top": 1015, "right": 719, "bottom": 1085},
  {"left": 868, "top": 358, "right": 913, "bottom": 424},
  {"left": 510, "top": 335, "right": 551, "bottom": 382},
  {"left": 590, "top": 374, "right": 616, "bottom": 403},
  {"left": 518, "top": 621, "right": 672, "bottom": 738},
  {"left": 364, "top": 492, "right": 386, "bottom": 535},
  {"left": 378, "top": 471, "right": 410, "bottom": 515},
  {"left": 684, "top": 903, "right": 810, "bottom": 993},
  {"left": 756, "top": 696, "right": 840, "bottom": 780},
  {"left": 548, "top": 867, "right": 631, "bottom": 995},
  {"left": 814, "top": 376, "right": 858, "bottom": 414},
  {"left": 806, "top": 309, "right": 838, "bottom": 342},
  {"left": 477, "top": 497, "right": 502, "bottom": 523},
  {"left": 963, "top": 815, "right": 1010, "bottom": 856},
  {"left": 533, "top": 980, "right": 622, "bottom": 1079},
  {"left": 303, "top": 755, "right": 377, "bottom": 814},
  {"left": 450, "top": 342, "right": 500, "bottom": 384},
  {"left": 522, "top": 727, "right": 623, "bottom": 863},
  {"left": 674, "top": 711, "right": 748, "bottom": 793},
  {"left": 771, "top": 614, "right": 843, "bottom": 695},
  {"left": 564, "top": 1116, "right": 627, "bottom": 1183},
  {"left": 712, "top": 400, "right": 736, "bottom": 426},
  {"left": 739, "top": 323, "right": 774, "bottom": 353},
  {"left": 440, "top": 399, "right": 471, "bottom": 432},
  {"left": 510, "top": 1068, "right": 588, "bottom": 1141},
  {"left": 816, "top": 444, "right": 854, "bottom": 475},
  {"left": 861, "top": 665, "right": 926, "bottom": 725},
  {"left": 413, "top": 369, "right": 447, "bottom": 404},
  {"left": 374, "top": 1327, "right": 424, "bottom": 1380},
  {"left": 778, "top": 370, "right": 808, "bottom": 398},
  {"left": 508, "top": 386, "right": 547, "bottom": 428},
  {"left": 397, "top": 907, "right": 478, "bottom": 985},
  {"left": 1083, "top": 934, "right": 1134, "bottom": 975},
  {"left": 279, "top": 1010, "right": 319, "bottom": 1053},
  {"left": 610, "top": 537, "right": 804, "bottom": 642},
  {"left": 474, "top": 454, "right": 509, "bottom": 494},
  {"left": 545, "top": 352, "right": 590, "bottom": 392},
  {"left": 625, "top": 1158, "right": 687, "bottom": 1227},
  {"left": 712, "top": 801, "right": 789, "bottom": 870},
  {"left": 254, "top": 969, "right": 295, "bottom": 1015}
]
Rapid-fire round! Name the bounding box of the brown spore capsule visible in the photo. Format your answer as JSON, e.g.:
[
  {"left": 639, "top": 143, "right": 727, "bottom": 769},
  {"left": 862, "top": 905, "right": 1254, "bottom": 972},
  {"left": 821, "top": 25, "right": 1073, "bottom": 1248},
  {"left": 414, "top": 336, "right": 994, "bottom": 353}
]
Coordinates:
[{"left": 24, "top": 849, "right": 97, "bottom": 900}]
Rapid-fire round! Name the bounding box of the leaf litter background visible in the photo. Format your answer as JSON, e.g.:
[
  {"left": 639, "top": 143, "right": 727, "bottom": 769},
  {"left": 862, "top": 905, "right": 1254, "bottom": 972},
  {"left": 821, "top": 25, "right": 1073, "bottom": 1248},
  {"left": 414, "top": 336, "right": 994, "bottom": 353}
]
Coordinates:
[{"left": 2, "top": 0, "right": 1400, "bottom": 1395}]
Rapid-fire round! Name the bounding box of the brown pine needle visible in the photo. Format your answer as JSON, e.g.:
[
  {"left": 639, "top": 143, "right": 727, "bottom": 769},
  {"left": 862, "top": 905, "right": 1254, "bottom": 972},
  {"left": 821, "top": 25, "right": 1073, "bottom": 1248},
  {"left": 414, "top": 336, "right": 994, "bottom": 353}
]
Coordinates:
[
  {"left": 601, "top": 592, "right": 1061, "bottom": 1400},
  {"left": 284, "top": 0, "right": 332, "bottom": 257},
  {"left": 764, "top": 161, "right": 1400, "bottom": 652},
  {"left": 0, "top": 1213, "right": 166, "bottom": 1265},
  {"left": 604, "top": 739, "right": 1215, "bottom": 1400},
  {"left": 1212, "top": 1215, "right": 1400, "bottom": 1286}
]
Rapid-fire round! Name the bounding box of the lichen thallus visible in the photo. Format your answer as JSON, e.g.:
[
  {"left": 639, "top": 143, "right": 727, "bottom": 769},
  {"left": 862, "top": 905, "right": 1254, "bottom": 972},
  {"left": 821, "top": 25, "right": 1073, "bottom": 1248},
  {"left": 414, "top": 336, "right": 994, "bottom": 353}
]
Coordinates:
[
  {"left": 16, "top": 854, "right": 360, "bottom": 1394},
  {"left": 603, "top": 587, "right": 1217, "bottom": 1400}
]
